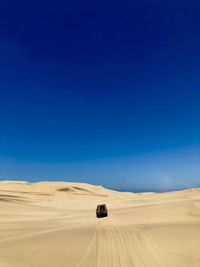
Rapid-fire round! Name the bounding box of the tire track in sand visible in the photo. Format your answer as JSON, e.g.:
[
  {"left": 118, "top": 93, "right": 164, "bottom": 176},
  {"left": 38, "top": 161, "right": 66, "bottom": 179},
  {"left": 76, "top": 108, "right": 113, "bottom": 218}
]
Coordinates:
[{"left": 75, "top": 224, "right": 173, "bottom": 267}]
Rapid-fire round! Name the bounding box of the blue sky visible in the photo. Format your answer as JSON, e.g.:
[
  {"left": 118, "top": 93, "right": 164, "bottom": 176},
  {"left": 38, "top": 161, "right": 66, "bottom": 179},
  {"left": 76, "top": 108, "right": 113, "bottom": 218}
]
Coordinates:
[{"left": 0, "top": 0, "right": 199, "bottom": 191}]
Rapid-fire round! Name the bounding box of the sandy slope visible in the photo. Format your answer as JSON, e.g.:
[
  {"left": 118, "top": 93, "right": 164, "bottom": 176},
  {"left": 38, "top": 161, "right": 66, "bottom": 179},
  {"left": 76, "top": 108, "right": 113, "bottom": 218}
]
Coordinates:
[{"left": 0, "top": 181, "right": 200, "bottom": 267}]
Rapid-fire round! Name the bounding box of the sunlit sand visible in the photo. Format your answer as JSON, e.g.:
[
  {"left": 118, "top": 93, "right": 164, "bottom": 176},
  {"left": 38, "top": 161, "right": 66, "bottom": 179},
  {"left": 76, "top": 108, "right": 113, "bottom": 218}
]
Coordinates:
[{"left": 0, "top": 181, "right": 200, "bottom": 267}]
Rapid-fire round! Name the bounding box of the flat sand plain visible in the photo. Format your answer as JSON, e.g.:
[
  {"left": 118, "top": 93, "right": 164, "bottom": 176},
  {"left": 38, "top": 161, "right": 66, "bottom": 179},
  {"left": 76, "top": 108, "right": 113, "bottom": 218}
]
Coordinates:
[{"left": 0, "top": 181, "right": 200, "bottom": 267}]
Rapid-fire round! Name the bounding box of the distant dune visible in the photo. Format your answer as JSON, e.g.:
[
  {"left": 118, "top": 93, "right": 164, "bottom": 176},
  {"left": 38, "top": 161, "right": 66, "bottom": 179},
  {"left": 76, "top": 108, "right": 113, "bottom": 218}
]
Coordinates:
[{"left": 0, "top": 181, "right": 200, "bottom": 267}]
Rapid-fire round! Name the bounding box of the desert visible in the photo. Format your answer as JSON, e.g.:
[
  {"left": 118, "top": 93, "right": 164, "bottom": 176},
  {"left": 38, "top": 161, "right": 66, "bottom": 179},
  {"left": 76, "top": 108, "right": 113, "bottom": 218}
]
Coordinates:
[{"left": 0, "top": 181, "right": 199, "bottom": 267}]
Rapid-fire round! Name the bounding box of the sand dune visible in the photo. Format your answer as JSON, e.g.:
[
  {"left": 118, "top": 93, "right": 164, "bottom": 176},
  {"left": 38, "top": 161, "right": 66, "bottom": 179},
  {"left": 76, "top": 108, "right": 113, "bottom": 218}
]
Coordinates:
[{"left": 0, "top": 181, "right": 200, "bottom": 267}]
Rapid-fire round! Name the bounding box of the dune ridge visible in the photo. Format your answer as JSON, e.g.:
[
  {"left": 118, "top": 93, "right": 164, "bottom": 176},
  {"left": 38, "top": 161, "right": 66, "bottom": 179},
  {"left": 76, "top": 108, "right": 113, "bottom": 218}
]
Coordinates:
[{"left": 0, "top": 181, "right": 200, "bottom": 267}]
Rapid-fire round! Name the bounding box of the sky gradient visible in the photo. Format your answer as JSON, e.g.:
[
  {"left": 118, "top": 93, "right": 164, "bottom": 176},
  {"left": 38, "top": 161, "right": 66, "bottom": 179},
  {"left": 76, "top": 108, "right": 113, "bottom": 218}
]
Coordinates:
[{"left": 0, "top": 0, "right": 200, "bottom": 191}]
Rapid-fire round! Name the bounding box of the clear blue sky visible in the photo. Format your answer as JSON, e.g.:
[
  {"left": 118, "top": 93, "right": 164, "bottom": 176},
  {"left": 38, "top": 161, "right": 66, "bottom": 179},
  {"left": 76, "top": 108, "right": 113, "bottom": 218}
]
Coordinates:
[{"left": 0, "top": 0, "right": 199, "bottom": 191}]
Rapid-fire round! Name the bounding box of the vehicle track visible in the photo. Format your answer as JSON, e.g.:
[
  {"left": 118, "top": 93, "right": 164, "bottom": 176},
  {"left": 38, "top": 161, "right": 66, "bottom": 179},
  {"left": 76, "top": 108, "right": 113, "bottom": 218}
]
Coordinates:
[{"left": 75, "top": 224, "right": 172, "bottom": 267}]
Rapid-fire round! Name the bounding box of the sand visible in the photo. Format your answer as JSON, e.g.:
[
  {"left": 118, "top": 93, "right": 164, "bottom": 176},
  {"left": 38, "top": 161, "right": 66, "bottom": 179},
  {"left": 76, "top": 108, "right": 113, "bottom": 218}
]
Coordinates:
[{"left": 0, "top": 181, "right": 200, "bottom": 267}]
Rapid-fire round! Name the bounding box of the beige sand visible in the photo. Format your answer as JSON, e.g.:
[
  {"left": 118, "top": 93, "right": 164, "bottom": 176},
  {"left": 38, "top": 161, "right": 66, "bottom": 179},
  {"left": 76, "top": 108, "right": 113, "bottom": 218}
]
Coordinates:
[{"left": 0, "top": 181, "right": 200, "bottom": 267}]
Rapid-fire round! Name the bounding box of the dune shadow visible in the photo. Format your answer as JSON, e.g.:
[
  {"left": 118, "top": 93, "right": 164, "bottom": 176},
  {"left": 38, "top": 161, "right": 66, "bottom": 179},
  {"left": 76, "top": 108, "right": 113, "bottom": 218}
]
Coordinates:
[
  {"left": 57, "top": 187, "right": 74, "bottom": 192},
  {"left": 0, "top": 194, "right": 26, "bottom": 203},
  {"left": 72, "top": 187, "right": 92, "bottom": 193}
]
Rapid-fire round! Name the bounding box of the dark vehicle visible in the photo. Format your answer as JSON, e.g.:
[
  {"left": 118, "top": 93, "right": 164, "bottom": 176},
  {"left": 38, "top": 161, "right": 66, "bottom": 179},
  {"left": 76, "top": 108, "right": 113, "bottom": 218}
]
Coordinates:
[{"left": 96, "top": 204, "right": 108, "bottom": 218}]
